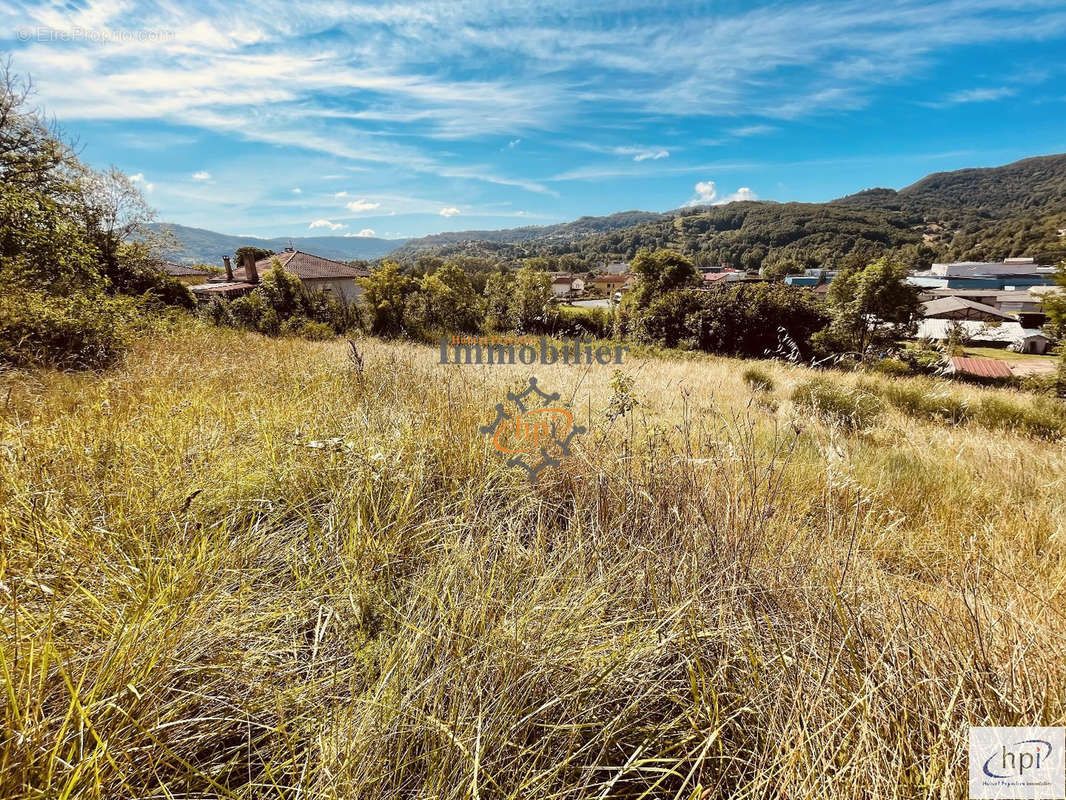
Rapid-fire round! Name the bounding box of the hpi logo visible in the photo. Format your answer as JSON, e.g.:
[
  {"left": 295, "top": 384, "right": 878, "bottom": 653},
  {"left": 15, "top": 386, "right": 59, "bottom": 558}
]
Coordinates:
[
  {"left": 479, "top": 377, "right": 585, "bottom": 483},
  {"left": 969, "top": 727, "right": 1065, "bottom": 799}
]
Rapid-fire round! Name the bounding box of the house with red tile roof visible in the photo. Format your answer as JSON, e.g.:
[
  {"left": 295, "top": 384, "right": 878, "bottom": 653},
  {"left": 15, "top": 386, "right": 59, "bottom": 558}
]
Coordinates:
[{"left": 190, "top": 249, "right": 371, "bottom": 304}]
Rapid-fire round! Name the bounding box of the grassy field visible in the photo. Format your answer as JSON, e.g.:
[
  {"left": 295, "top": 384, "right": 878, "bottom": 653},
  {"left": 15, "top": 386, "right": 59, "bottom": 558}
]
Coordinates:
[{"left": 1, "top": 323, "right": 1064, "bottom": 798}]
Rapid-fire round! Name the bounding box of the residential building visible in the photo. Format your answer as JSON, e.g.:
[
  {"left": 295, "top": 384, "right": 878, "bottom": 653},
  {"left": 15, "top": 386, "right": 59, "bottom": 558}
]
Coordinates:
[
  {"left": 550, "top": 274, "right": 586, "bottom": 297},
  {"left": 591, "top": 274, "right": 632, "bottom": 294},
  {"left": 190, "top": 249, "right": 370, "bottom": 303},
  {"left": 158, "top": 262, "right": 213, "bottom": 285}
]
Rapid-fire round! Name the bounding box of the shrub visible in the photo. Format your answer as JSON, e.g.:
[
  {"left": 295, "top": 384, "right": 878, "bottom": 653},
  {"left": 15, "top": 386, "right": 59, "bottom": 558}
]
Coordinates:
[
  {"left": 258, "top": 307, "right": 281, "bottom": 336},
  {"left": 298, "top": 320, "right": 336, "bottom": 341},
  {"left": 198, "top": 297, "right": 234, "bottom": 327},
  {"left": 869, "top": 381, "right": 972, "bottom": 425},
  {"left": 742, "top": 366, "right": 775, "bottom": 393},
  {"left": 976, "top": 395, "right": 1065, "bottom": 440},
  {"left": 897, "top": 346, "right": 945, "bottom": 376},
  {"left": 280, "top": 316, "right": 309, "bottom": 338},
  {"left": 791, "top": 377, "right": 884, "bottom": 432},
  {"left": 634, "top": 284, "right": 830, "bottom": 359},
  {"left": 0, "top": 285, "right": 138, "bottom": 370},
  {"left": 870, "top": 358, "right": 911, "bottom": 377}
]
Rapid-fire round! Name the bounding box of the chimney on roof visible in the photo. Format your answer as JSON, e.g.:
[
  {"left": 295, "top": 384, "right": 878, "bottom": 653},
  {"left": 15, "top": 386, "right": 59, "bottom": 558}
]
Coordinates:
[
  {"left": 242, "top": 251, "right": 259, "bottom": 284},
  {"left": 223, "top": 256, "right": 233, "bottom": 281}
]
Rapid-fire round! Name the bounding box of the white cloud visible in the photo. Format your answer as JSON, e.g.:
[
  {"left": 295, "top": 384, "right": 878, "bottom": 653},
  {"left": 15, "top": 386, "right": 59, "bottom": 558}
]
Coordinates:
[
  {"left": 334, "top": 191, "right": 348, "bottom": 197},
  {"left": 609, "top": 146, "right": 669, "bottom": 162},
  {"left": 508, "top": 138, "right": 521, "bottom": 148},
  {"left": 728, "top": 187, "right": 758, "bottom": 203},
  {"left": 129, "top": 172, "right": 154, "bottom": 192},
  {"left": 439, "top": 206, "right": 461, "bottom": 217},
  {"left": 633, "top": 149, "right": 669, "bottom": 162},
  {"left": 941, "top": 87, "right": 1015, "bottom": 105},
  {"left": 346, "top": 199, "right": 381, "bottom": 212},
  {"left": 291, "top": 187, "right": 302, "bottom": 194},
  {"left": 684, "top": 181, "right": 757, "bottom": 207},
  {"left": 9, "top": 0, "right": 1064, "bottom": 223},
  {"left": 729, "top": 125, "right": 776, "bottom": 137},
  {"left": 192, "top": 170, "right": 212, "bottom": 180},
  {"left": 309, "top": 219, "right": 345, "bottom": 230},
  {"left": 345, "top": 228, "right": 377, "bottom": 237}
]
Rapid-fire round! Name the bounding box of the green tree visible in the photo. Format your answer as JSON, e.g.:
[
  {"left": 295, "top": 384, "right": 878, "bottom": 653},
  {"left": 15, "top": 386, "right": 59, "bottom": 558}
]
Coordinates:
[
  {"left": 1043, "top": 260, "right": 1066, "bottom": 395},
  {"left": 629, "top": 248, "right": 699, "bottom": 309},
  {"left": 1043, "top": 260, "right": 1066, "bottom": 339},
  {"left": 633, "top": 283, "right": 829, "bottom": 358},
  {"left": 0, "top": 65, "right": 186, "bottom": 367},
  {"left": 814, "top": 254, "right": 921, "bottom": 358},
  {"left": 234, "top": 246, "right": 275, "bottom": 265},
  {"left": 407, "top": 262, "right": 484, "bottom": 333},
  {"left": 511, "top": 265, "right": 553, "bottom": 331},
  {"left": 257, "top": 258, "right": 304, "bottom": 318},
  {"left": 360, "top": 260, "right": 414, "bottom": 337},
  {"left": 761, "top": 257, "right": 804, "bottom": 282},
  {"left": 483, "top": 269, "right": 515, "bottom": 331}
]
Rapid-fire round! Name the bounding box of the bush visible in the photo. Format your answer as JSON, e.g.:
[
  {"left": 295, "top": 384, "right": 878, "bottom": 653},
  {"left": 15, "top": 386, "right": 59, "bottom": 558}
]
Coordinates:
[
  {"left": 868, "top": 380, "right": 972, "bottom": 425},
  {"left": 198, "top": 297, "right": 235, "bottom": 327},
  {"left": 975, "top": 395, "right": 1065, "bottom": 440},
  {"left": 0, "top": 285, "right": 138, "bottom": 370},
  {"left": 742, "top": 366, "right": 775, "bottom": 393},
  {"left": 298, "top": 320, "right": 335, "bottom": 341},
  {"left": 634, "top": 284, "right": 830, "bottom": 359},
  {"left": 897, "top": 346, "right": 945, "bottom": 376},
  {"left": 258, "top": 308, "right": 281, "bottom": 336},
  {"left": 870, "top": 358, "right": 911, "bottom": 377},
  {"left": 791, "top": 377, "right": 884, "bottom": 432}
]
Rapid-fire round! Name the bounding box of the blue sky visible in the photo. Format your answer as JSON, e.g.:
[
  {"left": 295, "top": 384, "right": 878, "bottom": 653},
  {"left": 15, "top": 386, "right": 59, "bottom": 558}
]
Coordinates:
[{"left": 4, "top": 0, "right": 1066, "bottom": 240}]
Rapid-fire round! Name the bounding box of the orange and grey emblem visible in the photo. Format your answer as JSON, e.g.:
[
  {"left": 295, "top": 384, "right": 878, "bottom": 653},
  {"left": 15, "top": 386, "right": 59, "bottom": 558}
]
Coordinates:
[{"left": 479, "top": 377, "right": 586, "bottom": 483}]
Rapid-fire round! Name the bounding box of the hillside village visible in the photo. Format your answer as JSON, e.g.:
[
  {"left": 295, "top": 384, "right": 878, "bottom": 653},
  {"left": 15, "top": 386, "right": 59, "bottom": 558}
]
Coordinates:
[
  {"left": 5, "top": 3, "right": 1066, "bottom": 798},
  {"left": 160, "top": 241, "right": 1063, "bottom": 383}
]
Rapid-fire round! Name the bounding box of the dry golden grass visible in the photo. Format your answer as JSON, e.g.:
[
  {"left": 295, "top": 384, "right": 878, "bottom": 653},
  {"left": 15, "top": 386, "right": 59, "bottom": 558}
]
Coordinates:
[{"left": 1, "top": 322, "right": 1064, "bottom": 798}]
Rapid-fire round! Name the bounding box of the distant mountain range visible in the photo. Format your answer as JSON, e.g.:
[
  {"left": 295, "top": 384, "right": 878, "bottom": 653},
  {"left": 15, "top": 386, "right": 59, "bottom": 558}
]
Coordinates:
[
  {"left": 154, "top": 153, "right": 1066, "bottom": 270},
  {"left": 148, "top": 224, "right": 407, "bottom": 265},
  {"left": 386, "top": 210, "right": 665, "bottom": 259},
  {"left": 389, "top": 153, "right": 1066, "bottom": 267}
]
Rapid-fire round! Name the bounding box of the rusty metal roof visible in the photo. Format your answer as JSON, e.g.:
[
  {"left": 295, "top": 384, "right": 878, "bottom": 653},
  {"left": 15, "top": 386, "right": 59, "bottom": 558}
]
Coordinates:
[{"left": 948, "top": 356, "right": 1014, "bottom": 379}]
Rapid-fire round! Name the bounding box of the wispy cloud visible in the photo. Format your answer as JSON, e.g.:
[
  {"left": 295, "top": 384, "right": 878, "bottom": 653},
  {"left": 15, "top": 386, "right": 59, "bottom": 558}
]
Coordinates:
[
  {"left": 309, "top": 218, "right": 345, "bottom": 230},
  {"left": 192, "top": 170, "right": 211, "bottom": 181},
  {"left": 6, "top": 0, "right": 1066, "bottom": 235},
  {"left": 439, "top": 206, "right": 461, "bottom": 217},
  {"left": 729, "top": 125, "right": 776, "bottom": 138},
  {"left": 940, "top": 86, "right": 1016, "bottom": 105},
  {"left": 607, "top": 145, "right": 670, "bottom": 161},
  {"left": 346, "top": 228, "right": 377, "bottom": 237}
]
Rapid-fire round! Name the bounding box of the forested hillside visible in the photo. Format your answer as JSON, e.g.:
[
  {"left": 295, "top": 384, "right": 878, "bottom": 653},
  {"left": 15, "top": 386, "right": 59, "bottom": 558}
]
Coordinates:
[
  {"left": 387, "top": 210, "right": 664, "bottom": 261},
  {"left": 833, "top": 152, "right": 1066, "bottom": 262},
  {"left": 391, "top": 153, "right": 1066, "bottom": 269}
]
